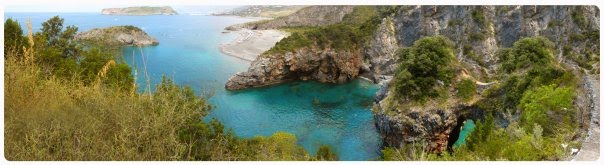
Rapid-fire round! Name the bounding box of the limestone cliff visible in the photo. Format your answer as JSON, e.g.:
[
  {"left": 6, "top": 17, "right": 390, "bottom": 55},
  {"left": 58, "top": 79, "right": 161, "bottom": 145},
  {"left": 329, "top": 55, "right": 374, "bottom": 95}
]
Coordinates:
[{"left": 75, "top": 26, "right": 159, "bottom": 46}]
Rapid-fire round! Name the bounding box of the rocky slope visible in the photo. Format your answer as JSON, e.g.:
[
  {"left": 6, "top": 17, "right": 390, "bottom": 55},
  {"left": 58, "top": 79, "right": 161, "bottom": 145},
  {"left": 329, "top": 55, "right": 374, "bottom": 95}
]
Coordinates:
[
  {"left": 75, "top": 26, "right": 159, "bottom": 46},
  {"left": 101, "top": 6, "right": 177, "bottom": 16},
  {"left": 227, "top": 6, "right": 354, "bottom": 30},
  {"left": 372, "top": 5, "right": 599, "bottom": 153}
]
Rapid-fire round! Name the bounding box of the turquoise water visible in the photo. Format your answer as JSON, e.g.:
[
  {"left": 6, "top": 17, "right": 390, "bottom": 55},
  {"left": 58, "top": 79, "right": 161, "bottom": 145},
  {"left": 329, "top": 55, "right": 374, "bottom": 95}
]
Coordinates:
[
  {"left": 453, "top": 119, "right": 476, "bottom": 148},
  {"left": 6, "top": 12, "right": 382, "bottom": 160}
]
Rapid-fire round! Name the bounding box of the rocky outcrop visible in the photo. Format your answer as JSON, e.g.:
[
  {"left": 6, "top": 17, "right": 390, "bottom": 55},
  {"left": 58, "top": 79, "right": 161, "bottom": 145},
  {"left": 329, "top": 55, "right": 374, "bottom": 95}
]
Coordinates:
[
  {"left": 363, "top": 16, "right": 399, "bottom": 82},
  {"left": 225, "top": 46, "right": 362, "bottom": 90},
  {"left": 101, "top": 6, "right": 177, "bottom": 16},
  {"left": 75, "top": 26, "right": 159, "bottom": 46},
  {"left": 227, "top": 6, "right": 354, "bottom": 30}
]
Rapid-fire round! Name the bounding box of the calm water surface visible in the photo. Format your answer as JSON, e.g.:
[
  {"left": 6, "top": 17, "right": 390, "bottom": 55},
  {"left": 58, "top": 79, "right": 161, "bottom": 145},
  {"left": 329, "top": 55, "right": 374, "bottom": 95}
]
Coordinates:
[{"left": 6, "top": 12, "right": 383, "bottom": 160}]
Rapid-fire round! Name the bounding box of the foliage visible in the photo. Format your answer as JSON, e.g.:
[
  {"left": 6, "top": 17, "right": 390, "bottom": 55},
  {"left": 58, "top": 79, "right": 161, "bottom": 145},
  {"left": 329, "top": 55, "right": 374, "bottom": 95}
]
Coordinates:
[
  {"left": 469, "top": 31, "right": 487, "bottom": 42},
  {"left": 499, "top": 36, "right": 555, "bottom": 73},
  {"left": 471, "top": 7, "right": 488, "bottom": 27},
  {"left": 3, "top": 16, "right": 135, "bottom": 91},
  {"left": 4, "top": 18, "right": 29, "bottom": 59},
  {"left": 448, "top": 19, "right": 463, "bottom": 27},
  {"left": 265, "top": 23, "right": 364, "bottom": 54},
  {"left": 463, "top": 44, "right": 485, "bottom": 66},
  {"left": 265, "top": 6, "right": 381, "bottom": 55},
  {"left": 571, "top": 8, "right": 588, "bottom": 29},
  {"left": 547, "top": 20, "right": 563, "bottom": 27},
  {"left": 4, "top": 16, "right": 326, "bottom": 161},
  {"left": 519, "top": 85, "right": 575, "bottom": 135},
  {"left": 316, "top": 145, "right": 339, "bottom": 161},
  {"left": 478, "top": 65, "right": 576, "bottom": 114},
  {"left": 342, "top": 6, "right": 378, "bottom": 25},
  {"left": 393, "top": 36, "right": 456, "bottom": 102},
  {"left": 456, "top": 79, "right": 477, "bottom": 102}
]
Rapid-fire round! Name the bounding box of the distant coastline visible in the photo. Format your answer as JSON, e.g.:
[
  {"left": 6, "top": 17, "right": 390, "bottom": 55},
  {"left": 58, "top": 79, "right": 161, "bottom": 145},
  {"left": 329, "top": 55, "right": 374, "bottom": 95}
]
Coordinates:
[{"left": 101, "top": 6, "right": 178, "bottom": 16}]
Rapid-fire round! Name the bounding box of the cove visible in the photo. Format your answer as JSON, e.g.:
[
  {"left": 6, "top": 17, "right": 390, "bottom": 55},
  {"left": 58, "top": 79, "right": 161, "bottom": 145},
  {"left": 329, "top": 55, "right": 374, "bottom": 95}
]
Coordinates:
[
  {"left": 453, "top": 119, "right": 476, "bottom": 148},
  {"left": 6, "top": 12, "right": 383, "bottom": 160}
]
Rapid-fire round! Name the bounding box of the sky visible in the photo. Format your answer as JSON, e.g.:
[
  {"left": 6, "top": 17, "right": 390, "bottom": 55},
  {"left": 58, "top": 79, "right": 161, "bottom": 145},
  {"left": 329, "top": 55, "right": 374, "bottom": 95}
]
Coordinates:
[{"left": 1, "top": 0, "right": 598, "bottom": 12}]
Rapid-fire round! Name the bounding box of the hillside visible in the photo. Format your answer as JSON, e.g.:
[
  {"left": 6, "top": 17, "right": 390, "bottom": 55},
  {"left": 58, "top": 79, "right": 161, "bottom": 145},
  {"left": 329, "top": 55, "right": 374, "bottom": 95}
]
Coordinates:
[
  {"left": 101, "top": 6, "right": 178, "bottom": 16},
  {"left": 226, "top": 6, "right": 355, "bottom": 30},
  {"left": 212, "top": 5, "right": 306, "bottom": 18}
]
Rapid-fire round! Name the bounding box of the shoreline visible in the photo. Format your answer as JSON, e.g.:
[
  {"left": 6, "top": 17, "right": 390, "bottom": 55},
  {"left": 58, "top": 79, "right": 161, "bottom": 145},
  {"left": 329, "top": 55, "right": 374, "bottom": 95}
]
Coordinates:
[{"left": 219, "top": 17, "right": 287, "bottom": 62}]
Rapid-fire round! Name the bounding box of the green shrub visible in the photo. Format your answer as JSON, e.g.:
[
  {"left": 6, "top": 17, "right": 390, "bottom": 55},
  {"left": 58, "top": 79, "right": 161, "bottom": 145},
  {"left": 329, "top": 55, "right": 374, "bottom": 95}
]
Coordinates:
[
  {"left": 471, "top": 8, "right": 488, "bottom": 27},
  {"left": 519, "top": 84, "right": 575, "bottom": 135},
  {"left": 456, "top": 79, "right": 477, "bottom": 102},
  {"left": 463, "top": 44, "right": 486, "bottom": 66},
  {"left": 448, "top": 19, "right": 463, "bottom": 27},
  {"left": 547, "top": 20, "right": 563, "bottom": 27},
  {"left": 393, "top": 36, "right": 456, "bottom": 102},
  {"left": 499, "top": 36, "right": 555, "bottom": 73},
  {"left": 469, "top": 32, "right": 487, "bottom": 42},
  {"left": 571, "top": 8, "right": 588, "bottom": 29}
]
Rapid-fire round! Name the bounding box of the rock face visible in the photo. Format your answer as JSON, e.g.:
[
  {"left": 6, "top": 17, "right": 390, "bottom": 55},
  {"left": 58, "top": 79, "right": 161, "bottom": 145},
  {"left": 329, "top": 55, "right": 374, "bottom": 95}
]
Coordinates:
[
  {"left": 225, "top": 47, "right": 362, "bottom": 90},
  {"left": 75, "top": 26, "right": 159, "bottom": 46},
  {"left": 372, "top": 5, "right": 599, "bottom": 153},
  {"left": 228, "top": 6, "right": 355, "bottom": 30},
  {"left": 101, "top": 6, "right": 177, "bottom": 16},
  {"left": 363, "top": 16, "right": 399, "bottom": 82}
]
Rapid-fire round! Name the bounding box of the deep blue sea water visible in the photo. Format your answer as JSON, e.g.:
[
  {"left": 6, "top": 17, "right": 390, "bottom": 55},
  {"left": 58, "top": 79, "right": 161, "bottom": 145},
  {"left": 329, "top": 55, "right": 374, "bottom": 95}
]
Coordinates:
[{"left": 5, "top": 12, "right": 382, "bottom": 160}]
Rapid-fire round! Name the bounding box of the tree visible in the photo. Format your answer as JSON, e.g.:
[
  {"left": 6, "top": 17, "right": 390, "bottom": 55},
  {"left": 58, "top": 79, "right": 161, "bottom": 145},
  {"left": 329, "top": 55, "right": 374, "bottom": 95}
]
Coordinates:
[
  {"left": 393, "top": 35, "right": 456, "bottom": 102},
  {"left": 4, "top": 18, "right": 28, "bottom": 59}
]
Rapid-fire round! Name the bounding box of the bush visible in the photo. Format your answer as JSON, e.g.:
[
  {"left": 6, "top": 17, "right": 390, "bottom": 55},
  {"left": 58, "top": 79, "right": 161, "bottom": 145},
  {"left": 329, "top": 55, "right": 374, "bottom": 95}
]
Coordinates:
[
  {"left": 471, "top": 8, "right": 488, "bottom": 27},
  {"left": 519, "top": 85, "right": 575, "bottom": 135},
  {"left": 499, "top": 36, "right": 555, "bottom": 73},
  {"left": 571, "top": 8, "right": 588, "bottom": 29},
  {"left": 456, "top": 79, "right": 477, "bottom": 102},
  {"left": 393, "top": 36, "right": 456, "bottom": 102}
]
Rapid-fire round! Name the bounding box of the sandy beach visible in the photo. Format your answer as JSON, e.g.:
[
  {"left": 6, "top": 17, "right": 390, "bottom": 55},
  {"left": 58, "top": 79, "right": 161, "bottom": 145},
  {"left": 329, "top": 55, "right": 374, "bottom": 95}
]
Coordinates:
[{"left": 220, "top": 28, "right": 287, "bottom": 61}]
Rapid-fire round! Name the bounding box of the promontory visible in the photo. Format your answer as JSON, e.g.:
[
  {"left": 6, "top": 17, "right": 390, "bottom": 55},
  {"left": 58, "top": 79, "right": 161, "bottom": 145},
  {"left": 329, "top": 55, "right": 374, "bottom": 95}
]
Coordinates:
[{"left": 75, "top": 25, "right": 159, "bottom": 46}]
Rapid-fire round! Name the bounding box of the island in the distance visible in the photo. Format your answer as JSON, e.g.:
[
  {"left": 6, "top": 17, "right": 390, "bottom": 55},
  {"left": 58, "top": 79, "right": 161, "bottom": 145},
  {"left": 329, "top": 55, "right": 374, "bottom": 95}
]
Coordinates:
[
  {"left": 101, "top": 6, "right": 178, "bottom": 16},
  {"left": 75, "top": 25, "right": 159, "bottom": 46}
]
